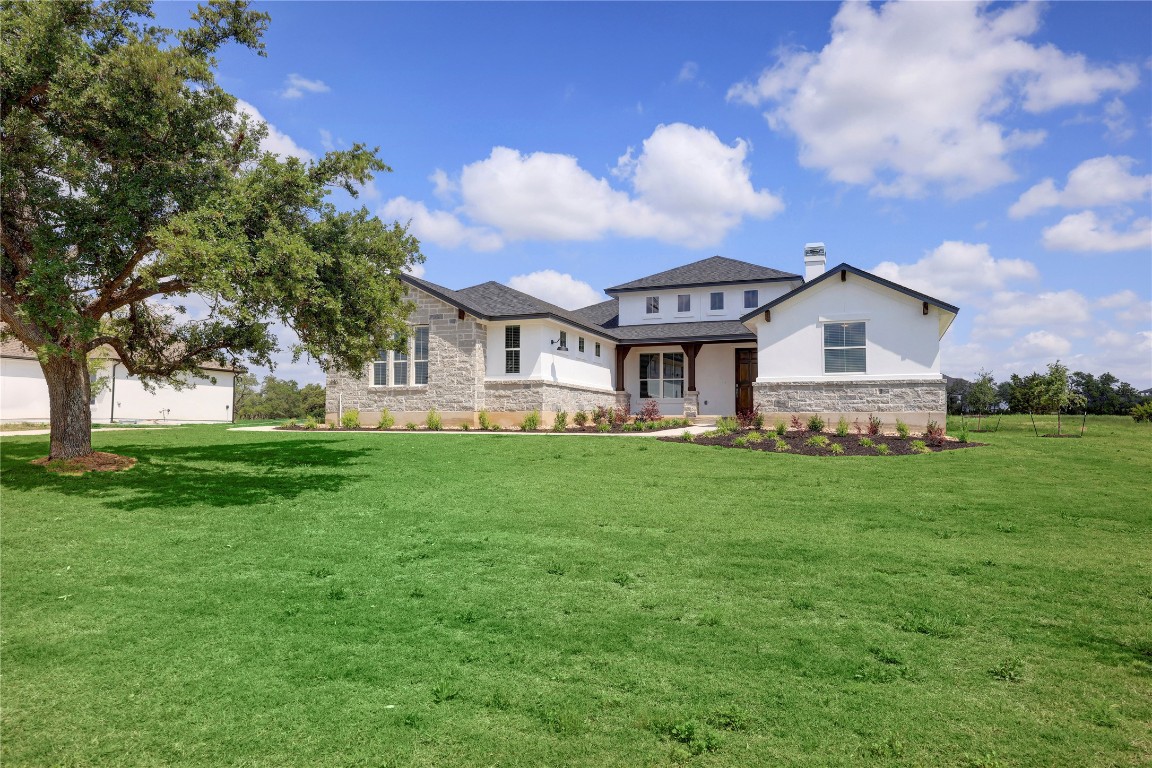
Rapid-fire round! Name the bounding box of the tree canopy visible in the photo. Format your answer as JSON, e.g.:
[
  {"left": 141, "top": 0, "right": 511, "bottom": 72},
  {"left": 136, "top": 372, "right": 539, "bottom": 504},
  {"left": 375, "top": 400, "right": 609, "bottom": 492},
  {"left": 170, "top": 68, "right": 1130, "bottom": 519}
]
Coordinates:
[{"left": 1, "top": 0, "right": 421, "bottom": 458}]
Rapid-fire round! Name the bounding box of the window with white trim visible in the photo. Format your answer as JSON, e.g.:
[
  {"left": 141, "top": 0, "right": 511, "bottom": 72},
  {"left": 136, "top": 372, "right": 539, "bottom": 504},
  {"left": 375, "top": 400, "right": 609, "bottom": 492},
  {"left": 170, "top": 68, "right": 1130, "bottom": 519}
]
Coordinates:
[
  {"left": 505, "top": 325, "right": 521, "bottom": 374},
  {"left": 557, "top": 330, "right": 568, "bottom": 351},
  {"left": 710, "top": 292, "right": 724, "bottom": 310},
  {"left": 639, "top": 352, "right": 685, "bottom": 399},
  {"left": 578, "top": 336, "right": 585, "bottom": 353},
  {"left": 744, "top": 289, "right": 758, "bottom": 309},
  {"left": 824, "top": 321, "right": 866, "bottom": 373},
  {"left": 646, "top": 296, "right": 660, "bottom": 314},
  {"left": 413, "top": 326, "right": 429, "bottom": 385},
  {"left": 372, "top": 325, "right": 430, "bottom": 386},
  {"left": 677, "top": 294, "right": 691, "bottom": 312},
  {"left": 594, "top": 342, "right": 601, "bottom": 357}
]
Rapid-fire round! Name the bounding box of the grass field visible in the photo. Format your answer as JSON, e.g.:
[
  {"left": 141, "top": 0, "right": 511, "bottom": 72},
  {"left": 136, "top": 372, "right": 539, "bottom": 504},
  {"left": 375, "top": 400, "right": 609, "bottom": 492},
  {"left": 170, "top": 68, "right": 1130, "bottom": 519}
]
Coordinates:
[{"left": 1, "top": 417, "right": 1149, "bottom": 766}]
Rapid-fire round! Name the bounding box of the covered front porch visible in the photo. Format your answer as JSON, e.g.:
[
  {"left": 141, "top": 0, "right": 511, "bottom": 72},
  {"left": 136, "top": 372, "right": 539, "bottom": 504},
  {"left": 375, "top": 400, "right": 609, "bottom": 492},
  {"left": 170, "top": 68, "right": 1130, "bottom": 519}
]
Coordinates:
[{"left": 613, "top": 341, "right": 758, "bottom": 418}]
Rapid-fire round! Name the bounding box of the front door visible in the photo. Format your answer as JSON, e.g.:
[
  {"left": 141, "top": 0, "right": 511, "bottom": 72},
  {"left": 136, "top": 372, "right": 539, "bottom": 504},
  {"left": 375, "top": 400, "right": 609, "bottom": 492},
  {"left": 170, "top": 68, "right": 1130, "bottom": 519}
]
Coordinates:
[{"left": 735, "top": 349, "right": 757, "bottom": 414}]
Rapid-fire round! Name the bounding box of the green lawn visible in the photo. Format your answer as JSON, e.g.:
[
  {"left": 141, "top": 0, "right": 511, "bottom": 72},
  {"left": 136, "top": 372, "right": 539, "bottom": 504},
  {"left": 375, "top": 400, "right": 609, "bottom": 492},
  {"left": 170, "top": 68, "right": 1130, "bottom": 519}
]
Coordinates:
[{"left": 2, "top": 417, "right": 1149, "bottom": 766}]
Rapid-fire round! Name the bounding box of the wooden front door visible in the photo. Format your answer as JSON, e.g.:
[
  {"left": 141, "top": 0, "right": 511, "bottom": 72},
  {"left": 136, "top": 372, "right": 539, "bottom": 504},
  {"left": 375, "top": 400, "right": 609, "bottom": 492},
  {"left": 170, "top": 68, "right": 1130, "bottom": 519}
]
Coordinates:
[{"left": 735, "top": 349, "right": 757, "bottom": 414}]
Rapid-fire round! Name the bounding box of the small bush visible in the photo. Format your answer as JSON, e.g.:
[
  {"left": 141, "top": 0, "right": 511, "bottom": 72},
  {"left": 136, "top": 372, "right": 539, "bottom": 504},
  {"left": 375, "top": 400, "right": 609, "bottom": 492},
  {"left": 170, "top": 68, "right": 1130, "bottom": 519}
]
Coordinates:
[
  {"left": 405, "top": 422, "right": 418, "bottom": 431},
  {"left": 875, "top": 444, "right": 890, "bottom": 455},
  {"left": 806, "top": 414, "right": 825, "bottom": 433},
  {"left": 377, "top": 409, "right": 395, "bottom": 430},
  {"left": 426, "top": 409, "right": 443, "bottom": 431},
  {"left": 596, "top": 422, "right": 611, "bottom": 433},
  {"left": 736, "top": 407, "right": 762, "bottom": 429},
  {"left": 868, "top": 414, "right": 883, "bottom": 436},
  {"left": 638, "top": 399, "right": 662, "bottom": 422},
  {"left": 521, "top": 410, "right": 541, "bottom": 431},
  {"left": 715, "top": 416, "right": 739, "bottom": 435},
  {"left": 573, "top": 410, "right": 588, "bottom": 427},
  {"left": 612, "top": 406, "right": 630, "bottom": 426},
  {"left": 859, "top": 437, "right": 875, "bottom": 448},
  {"left": 553, "top": 410, "right": 568, "bottom": 432},
  {"left": 774, "top": 437, "right": 791, "bottom": 452},
  {"left": 774, "top": 421, "right": 787, "bottom": 437},
  {"left": 732, "top": 435, "right": 749, "bottom": 447},
  {"left": 790, "top": 414, "right": 805, "bottom": 432},
  {"left": 909, "top": 439, "right": 930, "bottom": 454},
  {"left": 682, "top": 430, "right": 695, "bottom": 442},
  {"left": 282, "top": 419, "right": 298, "bottom": 428},
  {"left": 835, "top": 417, "right": 849, "bottom": 437},
  {"left": 302, "top": 416, "right": 318, "bottom": 430},
  {"left": 895, "top": 419, "right": 910, "bottom": 439},
  {"left": 460, "top": 423, "right": 470, "bottom": 431},
  {"left": 924, "top": 420, "right": 945, "bottom": 447},
  {"left": 805, "top": 434, "right": 829, "bottom": 448},
  {"left": 746, "top": 431, "right": 764, "bottom": 444},
  {"left": 957, "top": 426, "right": 969, "bottom": 443},
  {"left": 478, "top": 410, "right": 493, "bottom": 430},
  {"left": 341, "top": 409, "right": 361, "bottom": 429},
  {"left": 828, "top": 442, "right": 845, "bottom": 455},
  {"left": 1132, "top": 401, "right": 1152, "bottom": 422},
  {"left": 592, "top": 404, "right": 611, "bottom": 424},
  {"left": 853, "top": 418, "right": 864, "bottom": 435}
]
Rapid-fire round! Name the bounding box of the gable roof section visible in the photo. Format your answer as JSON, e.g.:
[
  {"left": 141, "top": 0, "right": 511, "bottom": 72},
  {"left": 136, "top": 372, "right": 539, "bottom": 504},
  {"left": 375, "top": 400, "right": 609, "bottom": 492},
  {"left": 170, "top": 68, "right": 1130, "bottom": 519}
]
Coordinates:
[
  {"left": 739, "top": 263, "right": 960, "bottom": 323},
  {"left": 570, "top": 298, "right": 619, "bottom": 329},
  {"left": 605, "top": 255, "right": 798, "bottom": 294},
  {"left": 401, "top": 274, "right": 617, "bottom": 341},
  {"left": 610, "top": 320, "right": 755, "bottom": 345}
]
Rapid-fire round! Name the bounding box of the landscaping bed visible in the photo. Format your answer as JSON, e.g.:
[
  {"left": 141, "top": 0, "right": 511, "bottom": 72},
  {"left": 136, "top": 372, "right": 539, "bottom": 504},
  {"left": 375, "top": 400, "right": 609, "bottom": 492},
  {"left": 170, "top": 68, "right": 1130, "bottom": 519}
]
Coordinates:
[
  {"left": 275, "top": 417, "right": 694, "bottom": 434},
  {"left": 664, "top": 428, "right": 982, "bottom": 455}
]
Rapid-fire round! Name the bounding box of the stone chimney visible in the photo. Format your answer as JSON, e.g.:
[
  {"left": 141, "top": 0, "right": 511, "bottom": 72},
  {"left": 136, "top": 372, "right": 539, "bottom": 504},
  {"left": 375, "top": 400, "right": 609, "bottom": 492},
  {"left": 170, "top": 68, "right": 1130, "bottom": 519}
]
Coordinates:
[{"left": 804, "top": 243, "right": 826, "bottom": 281}]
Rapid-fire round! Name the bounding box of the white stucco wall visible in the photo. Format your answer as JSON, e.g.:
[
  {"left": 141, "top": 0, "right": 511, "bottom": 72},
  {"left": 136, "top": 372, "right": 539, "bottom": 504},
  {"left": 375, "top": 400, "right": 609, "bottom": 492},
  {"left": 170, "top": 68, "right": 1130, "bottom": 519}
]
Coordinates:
[
  {"left": 0, "top": 357, "right": 50, "bottom": 422},
  {"left": 619, "top": 342, "right": 756, "bottom": 416},
  {"left": 484, "top": 319, "right": 615, "bottom": 391},
  {"left": 749, "top": 276, "right": 950, "bottom": 382},
  {"left": 616, "top": 280, "right": 799, "bottom": 326}
]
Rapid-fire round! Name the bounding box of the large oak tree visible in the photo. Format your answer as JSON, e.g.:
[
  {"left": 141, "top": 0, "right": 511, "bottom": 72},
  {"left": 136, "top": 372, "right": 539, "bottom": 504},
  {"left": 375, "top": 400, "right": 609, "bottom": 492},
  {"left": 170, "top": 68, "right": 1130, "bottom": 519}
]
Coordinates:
[{"left": 2, "top": 0, "right": 421, "bottom": 459}]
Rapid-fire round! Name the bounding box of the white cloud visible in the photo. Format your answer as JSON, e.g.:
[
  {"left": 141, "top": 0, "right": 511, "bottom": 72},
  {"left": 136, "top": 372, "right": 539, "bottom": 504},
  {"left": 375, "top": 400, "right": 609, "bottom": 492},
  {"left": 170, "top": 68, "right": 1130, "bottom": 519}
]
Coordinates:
[
  {"left": 728, "top": 2, "right": 1138, "bottom": 198},
  {"left": 507, "top": 270, "right": 604, "bottom": 310},
  {"left": 1103, "top": 98, "right": 1135, "bottom": 142},
  {"left": 402, "top": 261, "right": 426, "bottom": 279},
  {"left": 1009, "top": 156, "right": 1152, "bottom": 218},
  {"left": 976, "top": 289, "right": 1093, "bottom": 338},
  {"left": 1096, "top": 290, "right": 1138, "bottom": 309},
  {"left": 678, "top": 61, "right": 700, "bottom": 83},
  {"left": 1116, "top": 300, "right": 1152, "bottom": 327},
  {"left": 319, "top": 129, "right": 336, "bottom": 152},
  {"left": 1007, "top": 330, "right": 1072, "bottom": 359},
  {"left": 872, "top": 241, "right": 1036, "bottom": 303},
  {"left": 281, "top": 73, "right": 331, "bottom": 100},
  {"left": 235, "top": 99, "right": 314, "bottom": 162},
  {"left": 1041, "top": 211, "right": 1152, "bottom": 253},
  {"left": 384, "top": 123, "right": 783, "bottom": 250},
  {"left": 379, "top": 197, "right": 504, "bottom": 252}
]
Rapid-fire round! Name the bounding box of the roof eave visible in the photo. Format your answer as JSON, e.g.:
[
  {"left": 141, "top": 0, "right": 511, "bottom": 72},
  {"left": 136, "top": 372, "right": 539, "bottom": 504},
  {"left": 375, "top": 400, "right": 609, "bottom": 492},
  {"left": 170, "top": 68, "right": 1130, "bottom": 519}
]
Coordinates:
[{"left": 606, "top": 275, "right": 800, "bottom": 295}]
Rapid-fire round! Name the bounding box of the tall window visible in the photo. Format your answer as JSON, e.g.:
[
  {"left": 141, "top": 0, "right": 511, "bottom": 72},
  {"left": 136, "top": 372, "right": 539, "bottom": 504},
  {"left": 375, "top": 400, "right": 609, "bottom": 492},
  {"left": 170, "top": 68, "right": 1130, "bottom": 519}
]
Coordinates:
[
  {"left": 646, "top": 296, "right": 660, "bottom": 314},
  {"left": 505, "top": 325, "right": 521, "bottom": 374},
  {"left": 824, "top": 322, "right": 866, "bottom": 373},
  {"left": 578, "top": 336, "right": 585, "bottom": 353},
  {"left": 677, "top": 294, "right": 691, "bottom": 312},
  {"left": 639, "top": 352, "right": 685, "bottom": 398},
  {"left": 557, "top": 330, "right": 568, "bottom": 351},
  {"left": 595, "top": 342, "right": 601, "bottom": 357},
  {"left": 372, "top": 325, "right": 430, "bottom": 386},
  {"left": 744, "top": 289, "right": 759, "bottom": 308},
  {"left": 710, "top": 292, "right": 724, "bottom": 310},
  {"left": 413, "top": 326, "right": 429, "bottom": 385}
]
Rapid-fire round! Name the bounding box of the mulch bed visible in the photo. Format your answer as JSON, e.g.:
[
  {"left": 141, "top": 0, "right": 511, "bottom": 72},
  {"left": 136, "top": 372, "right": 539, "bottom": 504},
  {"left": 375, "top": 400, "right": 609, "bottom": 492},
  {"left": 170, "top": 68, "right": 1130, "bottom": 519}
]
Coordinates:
[
  {"left": 275, "top": 422, "right": 690, "bottom": 434},
  {"left": 660, "top": 430, "right": 984, "bottom": 456},
  {"left": 31, "top": 451, "right": 137, "bottom": 474}
]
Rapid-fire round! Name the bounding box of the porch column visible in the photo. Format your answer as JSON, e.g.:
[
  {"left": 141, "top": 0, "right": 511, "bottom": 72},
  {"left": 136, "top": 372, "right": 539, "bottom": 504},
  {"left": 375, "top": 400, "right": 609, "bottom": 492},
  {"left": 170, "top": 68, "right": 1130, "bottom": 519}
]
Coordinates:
[
  {"left": 680, "top": 343, "right": 702, "bottom": 420},
  {"left": 614, "top": 345, "right": 632, "bottom": 414}
]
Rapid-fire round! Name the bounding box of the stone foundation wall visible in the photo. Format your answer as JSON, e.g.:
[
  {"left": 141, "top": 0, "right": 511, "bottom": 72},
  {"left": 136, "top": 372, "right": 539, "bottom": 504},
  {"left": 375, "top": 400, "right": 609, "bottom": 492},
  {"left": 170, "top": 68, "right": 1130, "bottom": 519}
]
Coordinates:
[
  {"left": 481, "top": 380, "right": 617, "bottom": 428},
  {"left": 754, "top": 379, "right": 946, "bottom": 431}
]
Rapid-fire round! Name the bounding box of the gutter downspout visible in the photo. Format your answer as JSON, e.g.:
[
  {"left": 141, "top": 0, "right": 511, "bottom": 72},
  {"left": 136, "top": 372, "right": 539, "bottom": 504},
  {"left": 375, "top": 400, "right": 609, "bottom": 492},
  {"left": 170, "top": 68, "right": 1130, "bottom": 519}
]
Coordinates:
[{"left": 109, "top": 362, "right": 119, "bottom": 423}]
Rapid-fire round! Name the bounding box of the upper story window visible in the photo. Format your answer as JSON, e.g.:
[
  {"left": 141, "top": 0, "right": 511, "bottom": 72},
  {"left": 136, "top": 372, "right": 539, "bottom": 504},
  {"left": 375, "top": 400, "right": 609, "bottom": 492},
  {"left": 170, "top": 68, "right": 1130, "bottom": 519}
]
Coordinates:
[
  {"left": 557, "top": 330, "right": 568, "bottom": 351},
  {"left": 824, "top": 321, "right": 866, "bottom": 374},
  {"left": 646, "top": 296, "right": 660, "bottom": 314},
  {"left": 744, "top": 289, "right": 759, "bottom": 309},
  {"left": 372, "top": 326, "right": 430, "bottom": 386},
  {"left": 505, "top": 325, "right": 521, "bottom": 374},
  {"left": 578, "top": 336, "right": 585, "bottom": 353},
  {"left": 677, "top": 294, "right": 691, "bottom": 312},
  {"left": 710, "top": 292, "right": 724, "bottom": 311},
  {"left": 595, "top": 342, "right": 601, "bottom": 357}
]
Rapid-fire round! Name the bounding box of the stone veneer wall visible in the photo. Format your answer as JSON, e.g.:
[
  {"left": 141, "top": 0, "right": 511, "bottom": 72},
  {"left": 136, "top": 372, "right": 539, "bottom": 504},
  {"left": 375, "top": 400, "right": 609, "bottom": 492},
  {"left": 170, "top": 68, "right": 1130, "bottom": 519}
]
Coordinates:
[
  {"left": 481, "top": 381, "right": 617, "bottom": 428},
  {"left": 325, "top": 288, "right": 486, "bottom": 426},
  {"left": 753, "top": 379, "right": 946, "bottom": 431}
]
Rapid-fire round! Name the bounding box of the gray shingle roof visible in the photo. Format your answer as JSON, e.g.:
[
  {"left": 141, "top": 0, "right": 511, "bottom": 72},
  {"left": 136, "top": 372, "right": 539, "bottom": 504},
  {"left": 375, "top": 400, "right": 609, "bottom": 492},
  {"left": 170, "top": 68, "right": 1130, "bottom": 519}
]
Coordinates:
[
  {"left": 610, "top": 320, "right": 755, "bottom": 345},
  {"left": 605, "top": 255, "right": 798, "bottom": 293},
  {"left": 570, "top": 299, "right": 619, "bottom": 328}
]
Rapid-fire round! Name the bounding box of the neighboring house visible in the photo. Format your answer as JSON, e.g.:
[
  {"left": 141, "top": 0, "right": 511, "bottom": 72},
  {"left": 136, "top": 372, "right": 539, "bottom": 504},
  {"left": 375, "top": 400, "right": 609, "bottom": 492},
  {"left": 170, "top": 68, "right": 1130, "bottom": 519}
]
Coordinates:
[
  {"left": 326, "top": 244, "right": 958, "bottom": 429},
  {"left": 0, "top": 334, "right": 239, "bottom": 424}
]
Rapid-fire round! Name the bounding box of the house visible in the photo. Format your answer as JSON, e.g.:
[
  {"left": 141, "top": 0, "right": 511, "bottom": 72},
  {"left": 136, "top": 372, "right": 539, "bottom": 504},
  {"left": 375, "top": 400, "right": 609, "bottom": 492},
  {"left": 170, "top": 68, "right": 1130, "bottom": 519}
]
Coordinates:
[
  {"left": 0, "top": 334, "right": 239, "bottom": 424},
  {"left": 325, "top": 244, "right": 958, "bottom": 429}
]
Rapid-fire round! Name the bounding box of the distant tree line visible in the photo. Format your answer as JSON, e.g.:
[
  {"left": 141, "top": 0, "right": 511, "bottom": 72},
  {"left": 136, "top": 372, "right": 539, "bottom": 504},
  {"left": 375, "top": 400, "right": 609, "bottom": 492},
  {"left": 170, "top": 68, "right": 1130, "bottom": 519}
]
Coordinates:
[
  {"left": 235, "top": 375, "right": 326, "bottom": 420},
  {"left": 946, "top": 364, "right": 1148, "bottom": 416}
]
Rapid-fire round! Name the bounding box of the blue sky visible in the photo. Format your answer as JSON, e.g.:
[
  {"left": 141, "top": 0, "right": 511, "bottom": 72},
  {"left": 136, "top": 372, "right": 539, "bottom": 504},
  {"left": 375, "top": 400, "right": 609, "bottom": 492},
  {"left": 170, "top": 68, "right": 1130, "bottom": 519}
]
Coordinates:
[{"left": 156, "top": 1, "right": 1152, "bottom": 388}]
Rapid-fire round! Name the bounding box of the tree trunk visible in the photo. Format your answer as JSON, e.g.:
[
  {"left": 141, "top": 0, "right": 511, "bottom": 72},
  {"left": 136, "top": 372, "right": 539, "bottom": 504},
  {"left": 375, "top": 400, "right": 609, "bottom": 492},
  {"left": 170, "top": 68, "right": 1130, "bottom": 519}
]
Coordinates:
[{"left": 42, "top": 353, "right": 93, "bottom": 459}]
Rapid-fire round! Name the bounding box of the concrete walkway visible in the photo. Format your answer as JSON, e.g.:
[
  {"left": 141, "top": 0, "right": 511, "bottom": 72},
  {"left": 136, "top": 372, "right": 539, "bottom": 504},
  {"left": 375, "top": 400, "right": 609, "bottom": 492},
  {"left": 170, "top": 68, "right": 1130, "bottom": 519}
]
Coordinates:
[{"left": 230, "top": 422, "right": 717, "bottom": 438}]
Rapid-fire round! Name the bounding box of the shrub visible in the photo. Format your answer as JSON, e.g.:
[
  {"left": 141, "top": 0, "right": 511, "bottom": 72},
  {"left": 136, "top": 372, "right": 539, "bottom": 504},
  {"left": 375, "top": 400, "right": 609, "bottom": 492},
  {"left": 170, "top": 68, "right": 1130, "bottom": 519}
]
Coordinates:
[
  {"left": 596, "top": 421, "right": 611, "bottom": 433},
  {"left": 715, "top": 416, "right": 739, "bottom": 435},
  {"left": 341, "top": 409, "right": 361, "bottom": 429},
  {"left": 875, "top": 444, "right": 890, "bottom": 455},
  {"left": 752, "top": 411, "right": 764, "bottom": 430},
  {"left": 638, "top": 399, "right": 662, "bottom": 422},
  {"left": 957, "top": 426, "right": 969, "bottom": 443},
  {"left": 805, "top": 434, "right": 829, "bottom": 448},
  {"left": 377, "top": 409, "right": 395, "bottom": 430},
  {"left": 521, "top": 410, "right": 541, "bottom": 431},
  {"left": 895, "top": 419, "right": 910, "bottom": 439},
  {"left": 746, "top": 431, "right": 764, "bottom": 444},
  {"left": 1131, "top": 401, "right": 1152, "bottom": 422},
  {"left": 909, "top": 439, "right": 930, "bottom": 454},
  {"left": 302, "top": 416, "right": 318, "bottom": 430},
  {"left": 806, "top": 414, "right": 825, "bottom": 433},
  {"left": 282, "top": 419, "right": 298, "bottom": 428},
  {"left": 573, "top": 410, "right": 588, "bottom": 427},
  {"left": 868, "top": 414, "right": 883, "bottom": 435},
  {"left": 612, "top": 406, "right": 630, "bottom": 426},
  {"left": 835, "top": 417, "right": 849, "bottom": 437},
  {"left": 828, "top": 442, "right": 845, "bottom": 455},
  {"left": 774, "top": 437, "right": 791, "bottom": 452},
  {"left": 924, "top": 420, "right": 945, "bottom": 447},
  {"left": 460, "top": 423, "right": 470, "bottom": 431},
  {"left": 478, "top": 410, "right": 493, "bottom": 430},
  {"left": 732, "top": 435, "right": 749, "bottom": 447},
  {"left": 853, "top": 418, "right": 863, "bottom": 435},
  {"left": 858, "top": 437, "right": 875, "bottom": 448},
  {"left": 592, "top": 404, "right": 610, "bottom": 423},
  {"left": 682, "top": 430, "right": 695, "bottom": 442},
  {"left": 553, "top": 410, "right": 568, "bottom": 432},
  {"left": 426, "top": 409, "right": 443, "bottom": 431},
  {"left": 405, "top": 422, "right": 418, "bottom": 431},
  {"left": 774, "top": 421, "right": 787, "bottom": 437},
  {"left": 736, "top": 408, "right": 761, "bottom": 429}
]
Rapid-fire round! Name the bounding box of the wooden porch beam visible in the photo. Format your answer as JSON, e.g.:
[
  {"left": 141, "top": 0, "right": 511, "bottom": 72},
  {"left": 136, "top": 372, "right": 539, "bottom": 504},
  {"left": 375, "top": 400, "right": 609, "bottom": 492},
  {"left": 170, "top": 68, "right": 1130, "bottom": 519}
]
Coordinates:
[
  {"left": 680, "top": 342, "right": 703, "bottom": 392},
  {"left": 614, "top": 345, "right": 631, "bottom": 391}
]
